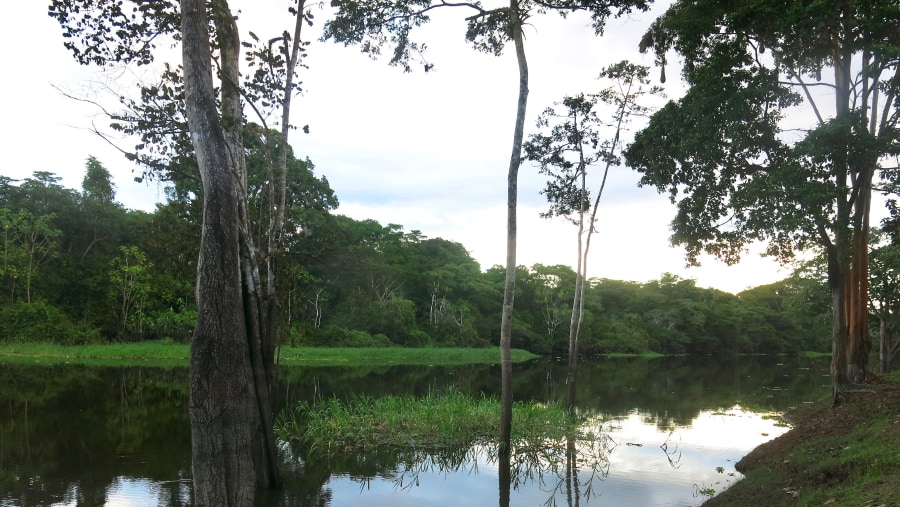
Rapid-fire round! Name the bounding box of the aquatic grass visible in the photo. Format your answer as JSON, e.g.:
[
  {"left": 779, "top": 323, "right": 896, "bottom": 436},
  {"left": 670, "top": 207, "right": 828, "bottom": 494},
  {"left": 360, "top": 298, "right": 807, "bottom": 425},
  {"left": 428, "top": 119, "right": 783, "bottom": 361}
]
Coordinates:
[
  {"left": 278, "top": 346, "right": 539, "bottom": 366},
  {"left": 276, "top": 388, "right": 580, "bottom": 457},
  {"left": 799, "top": 350, "right": 832, "bottom": 358},
  {"left": 601, "top": 351, "right": 664, "bottom": 359},
  {"left": 0, "top": 342, "right": 538, "bottom": 367},
  {"left": 0, "top": 341, "right": 191, "bottom": 367}
]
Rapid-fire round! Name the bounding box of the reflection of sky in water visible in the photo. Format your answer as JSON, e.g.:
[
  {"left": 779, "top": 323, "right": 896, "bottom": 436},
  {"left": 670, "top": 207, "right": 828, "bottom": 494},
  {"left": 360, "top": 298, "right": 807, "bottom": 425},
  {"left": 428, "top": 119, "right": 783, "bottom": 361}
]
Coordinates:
[
  {"left": 5, "top": 358, "right": 822, "bottom": 506},
  {"left": 51, "top": 478, "right": 192, "bottom": 507},
  {"left": 323, "top": 407, "right": 789, "bottom": 507},
  {"left": 41, "top": 408, "right": 785, "bottom": 506}
]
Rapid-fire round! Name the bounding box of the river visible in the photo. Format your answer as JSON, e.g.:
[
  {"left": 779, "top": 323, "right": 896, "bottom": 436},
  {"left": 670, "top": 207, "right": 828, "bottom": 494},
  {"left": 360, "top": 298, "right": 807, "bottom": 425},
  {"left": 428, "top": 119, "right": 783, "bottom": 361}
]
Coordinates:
[{"left": 0, "top": 355, "right": 830, "bottom": 506}]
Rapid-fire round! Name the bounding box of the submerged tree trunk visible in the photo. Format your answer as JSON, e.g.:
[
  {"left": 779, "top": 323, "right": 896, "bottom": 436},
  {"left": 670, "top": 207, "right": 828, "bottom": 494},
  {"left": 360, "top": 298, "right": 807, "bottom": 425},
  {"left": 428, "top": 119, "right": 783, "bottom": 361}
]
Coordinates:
[
  {"left": 181, "top": 0, "right": 281, "bottom": 502},
  {"left": 499, "top": 0, "right": 528, "bottom": 455},
  {"left": 498, "top": 448, "right": 511, "bottom": 507}
]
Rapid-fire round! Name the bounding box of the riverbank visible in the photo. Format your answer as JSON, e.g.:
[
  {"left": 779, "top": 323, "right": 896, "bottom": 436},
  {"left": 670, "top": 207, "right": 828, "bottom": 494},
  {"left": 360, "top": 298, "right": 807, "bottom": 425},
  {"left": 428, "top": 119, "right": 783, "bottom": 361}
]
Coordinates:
[
  {"left": 704, "top": 374, "right": 900, "bottom": 506},
  {"left": 0, "top": 342, "right": 539, "bottom": 367}
]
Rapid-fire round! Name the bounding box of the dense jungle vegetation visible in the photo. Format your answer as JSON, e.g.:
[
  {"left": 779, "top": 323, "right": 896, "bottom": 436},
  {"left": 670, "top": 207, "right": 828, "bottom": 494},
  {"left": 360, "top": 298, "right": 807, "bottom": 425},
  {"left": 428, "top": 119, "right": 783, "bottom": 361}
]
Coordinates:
[{"left": 0, "top": 150, "right": 839, "bottom": 356}]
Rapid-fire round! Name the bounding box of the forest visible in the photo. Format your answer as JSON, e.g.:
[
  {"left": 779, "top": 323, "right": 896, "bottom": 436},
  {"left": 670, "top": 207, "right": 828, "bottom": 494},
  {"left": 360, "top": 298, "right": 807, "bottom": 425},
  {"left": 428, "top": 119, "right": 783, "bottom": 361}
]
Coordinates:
[
  {"left": 0, "top": 154, "right": 838, "bottom": 356},
  {"left": 6, "top": 0, "right": 899, "bottom": 503}
]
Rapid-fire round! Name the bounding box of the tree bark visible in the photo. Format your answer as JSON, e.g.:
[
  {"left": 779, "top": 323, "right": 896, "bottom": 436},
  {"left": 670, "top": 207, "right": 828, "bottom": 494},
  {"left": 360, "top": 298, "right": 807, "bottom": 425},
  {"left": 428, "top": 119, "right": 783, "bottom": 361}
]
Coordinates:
[
  {"left": 565, "top": 153, "right": 585, "bottom": 414},
  {"left": 829, "top": 41, "right": 875, "bottom": 401},
  {"left": 499, "top": 0, "right": 528, "bottom": 455},
  {"left": 181, "top": 0, "right": 281, "bottom": 502}
]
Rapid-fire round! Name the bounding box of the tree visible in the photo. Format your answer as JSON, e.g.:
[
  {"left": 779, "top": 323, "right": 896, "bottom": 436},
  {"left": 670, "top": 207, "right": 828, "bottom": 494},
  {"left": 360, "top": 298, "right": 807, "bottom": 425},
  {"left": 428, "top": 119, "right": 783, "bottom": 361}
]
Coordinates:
[
  {"left": 324, "top": 0, "right": 651, "bottom": 453},
  {"left": 49, "top": 0, "right": 317, "bottom": 500},
  {"left": 626, "top": 0, "right": 900, "bottom": 403},
  {"left": 109, "top": 245, "right": 153, "bottom": 338},
  {"left": 0, "top": 208, "right": 61, "bottom": 304},
  {"left": 869, "top": 240, "right": 900, "bottom": 373},
  {"left": 525, "top": 61, "right": 660, "bottom": 410},
  {"left": 82, "top": 156, "right": 116, "bottom": 204}
]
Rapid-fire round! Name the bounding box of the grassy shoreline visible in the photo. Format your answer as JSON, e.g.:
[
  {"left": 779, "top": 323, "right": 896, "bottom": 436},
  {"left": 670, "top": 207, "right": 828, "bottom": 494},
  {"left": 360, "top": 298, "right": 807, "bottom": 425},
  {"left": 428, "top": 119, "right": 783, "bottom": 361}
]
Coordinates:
[
  {"left": 703, "top": 372, "right": 900, "bottom": 506},
  {"left": 0, "top": 341, "right": 539, "bottom": 367}
]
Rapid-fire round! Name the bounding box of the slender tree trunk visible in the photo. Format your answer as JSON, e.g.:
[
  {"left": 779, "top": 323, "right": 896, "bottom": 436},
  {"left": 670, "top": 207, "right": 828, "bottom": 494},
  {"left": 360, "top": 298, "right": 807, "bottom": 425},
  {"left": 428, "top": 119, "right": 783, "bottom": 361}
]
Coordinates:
[
  {"left": 182, "top": 0, "right": 280, "bottom": 502},
  {"left": 566, "top": 160, "right": 585, "bottom": 414},
  {"left": 498, "top": 448, "right": 511, "bottom": 507},
  {"left": 499, "top": 0, "right": 528, "bottom": 455},
  {"left": 879, "top": 314, "right": 891, "bottom": 374},
  {"left": 565, "top": 432, "right": 580, "bottom": 507},
  {"left": 264, "top": 0, "right": 308, "bottom": 398}
]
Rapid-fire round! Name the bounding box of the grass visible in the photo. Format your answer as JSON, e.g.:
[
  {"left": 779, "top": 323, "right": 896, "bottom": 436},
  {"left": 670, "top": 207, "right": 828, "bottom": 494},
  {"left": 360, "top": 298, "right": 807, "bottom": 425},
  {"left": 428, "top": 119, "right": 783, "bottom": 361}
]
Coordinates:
[
  {"left": 601, "top": 351, "right": 665, "bottom": 358},
  {"left": 0, "top": 341, "right": 539, "bottom": 367},
  {"left": 798, "top": 350, "right": 832, "bottom": 358},
  {"left": 276, "top": 388, "right": 581, "bottom": 455}
]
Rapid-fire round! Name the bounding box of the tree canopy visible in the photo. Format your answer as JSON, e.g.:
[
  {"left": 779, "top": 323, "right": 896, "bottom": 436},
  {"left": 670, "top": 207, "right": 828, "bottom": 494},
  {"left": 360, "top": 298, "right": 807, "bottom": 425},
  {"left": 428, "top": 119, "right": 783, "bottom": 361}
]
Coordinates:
[{"left": 625, "top": 0, "right": 900, "bottom": 397}]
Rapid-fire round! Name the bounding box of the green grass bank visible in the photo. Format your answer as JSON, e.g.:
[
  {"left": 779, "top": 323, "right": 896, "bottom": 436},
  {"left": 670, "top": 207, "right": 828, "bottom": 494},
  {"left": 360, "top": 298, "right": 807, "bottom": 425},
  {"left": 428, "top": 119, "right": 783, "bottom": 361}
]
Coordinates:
[{"left": 0, "top": 341, "right": 539, "bottom": 367}]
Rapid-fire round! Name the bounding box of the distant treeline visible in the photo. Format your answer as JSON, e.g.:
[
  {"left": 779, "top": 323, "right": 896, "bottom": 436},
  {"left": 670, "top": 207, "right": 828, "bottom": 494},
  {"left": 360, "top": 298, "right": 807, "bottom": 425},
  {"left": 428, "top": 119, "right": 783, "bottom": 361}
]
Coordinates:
[{"left": 0, "top": 158, "right": 832, "bottom": 355}]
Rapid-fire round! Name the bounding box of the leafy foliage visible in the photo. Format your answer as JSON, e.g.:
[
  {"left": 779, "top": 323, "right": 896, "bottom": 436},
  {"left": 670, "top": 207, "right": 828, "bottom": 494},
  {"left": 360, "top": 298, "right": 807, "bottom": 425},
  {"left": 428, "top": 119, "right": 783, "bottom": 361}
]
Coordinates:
[
  {"left": 0, "top": 162, "right": 834, "bottom": 354},
  {"left": 323, "top": 0, "right": 652, "bottom": 70}
]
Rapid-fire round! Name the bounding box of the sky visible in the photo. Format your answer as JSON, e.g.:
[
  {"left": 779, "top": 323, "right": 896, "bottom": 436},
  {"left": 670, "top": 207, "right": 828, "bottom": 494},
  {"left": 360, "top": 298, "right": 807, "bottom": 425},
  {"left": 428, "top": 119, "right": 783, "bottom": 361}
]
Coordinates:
[{"left": 0, "top": 1, "right": 794, "bottom": 294}]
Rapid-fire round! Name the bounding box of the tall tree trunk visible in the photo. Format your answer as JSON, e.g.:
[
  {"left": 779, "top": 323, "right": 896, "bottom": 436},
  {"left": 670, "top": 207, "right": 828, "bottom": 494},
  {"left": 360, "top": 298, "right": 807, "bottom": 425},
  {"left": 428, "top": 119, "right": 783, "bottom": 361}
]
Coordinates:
[
  {"left": 845, "top": 170, "right": 872, "bottom": 384},
  {"left": 264, "top": 0, "right": 308, "bottom": 396},
  {"left": 499, "top": 0, "right": 528, "bottom": 455},
  {"left": 182, "top": 0, "right": 281, "bottom": 502},
  {"left": 829, "top": 42, "right": 873, "bottom": 402}
]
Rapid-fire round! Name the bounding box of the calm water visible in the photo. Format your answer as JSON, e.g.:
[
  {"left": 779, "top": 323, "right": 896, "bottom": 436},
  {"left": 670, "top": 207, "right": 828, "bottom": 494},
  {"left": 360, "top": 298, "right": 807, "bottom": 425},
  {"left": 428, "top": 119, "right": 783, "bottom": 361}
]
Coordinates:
[{"left": 0, "top": 355, "right": 830, "bottom": 506}]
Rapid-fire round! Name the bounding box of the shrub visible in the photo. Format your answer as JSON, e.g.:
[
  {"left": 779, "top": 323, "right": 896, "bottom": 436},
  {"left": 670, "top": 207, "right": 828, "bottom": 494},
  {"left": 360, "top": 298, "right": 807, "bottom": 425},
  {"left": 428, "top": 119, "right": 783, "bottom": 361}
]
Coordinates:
[
  {"left": 0, "top": 300, "right": 101, "bottom": 345},
  {"left": 144, "top": 307, "right": 197, "bottom": 343},
  {"left": 306, "top": 325, "right": 396, "bottom": 348},
  {"left": 403, "top": 329, "right": 433, "bottom": 348}
]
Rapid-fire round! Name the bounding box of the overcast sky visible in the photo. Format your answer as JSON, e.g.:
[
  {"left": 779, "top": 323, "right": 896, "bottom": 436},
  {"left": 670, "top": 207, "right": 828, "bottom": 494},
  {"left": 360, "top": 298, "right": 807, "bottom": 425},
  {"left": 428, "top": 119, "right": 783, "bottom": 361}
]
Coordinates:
[{"left": 0, "top": 1, "right": 793, "bottom": 294}]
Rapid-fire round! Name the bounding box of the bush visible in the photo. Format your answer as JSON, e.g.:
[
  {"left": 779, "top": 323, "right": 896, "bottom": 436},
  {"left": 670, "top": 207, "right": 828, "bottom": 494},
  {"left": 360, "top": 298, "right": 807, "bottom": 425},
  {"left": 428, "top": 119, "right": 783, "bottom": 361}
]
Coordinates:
[
  {"left": 306, "top": 325, "right": 396, "bottom": 348},
  {"left": 511, "top": 324, "right": 550, "bottom": 355},
  {"left": 403, "top": 329, "right": 433, "bottom": 348},
  {"left": 0, "top": 300, "right": 101, "bottom": 345},
  {"left": 144, "top": 307, "right": 197, "bottom": 343}
]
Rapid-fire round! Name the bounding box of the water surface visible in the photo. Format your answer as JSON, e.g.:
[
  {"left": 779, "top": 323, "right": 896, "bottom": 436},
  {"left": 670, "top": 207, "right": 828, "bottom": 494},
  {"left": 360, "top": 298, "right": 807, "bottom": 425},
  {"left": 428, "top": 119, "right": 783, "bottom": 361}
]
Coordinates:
[{"left": 0, "top": 355, "right": 829, "bottom": 506}]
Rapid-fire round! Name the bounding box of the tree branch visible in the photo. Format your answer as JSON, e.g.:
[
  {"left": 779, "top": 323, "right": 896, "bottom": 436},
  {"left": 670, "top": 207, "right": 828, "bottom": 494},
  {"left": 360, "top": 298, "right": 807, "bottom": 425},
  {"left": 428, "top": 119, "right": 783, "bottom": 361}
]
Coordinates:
[{"left": 783, "top": 68, "right": 826, "bottom": 126}]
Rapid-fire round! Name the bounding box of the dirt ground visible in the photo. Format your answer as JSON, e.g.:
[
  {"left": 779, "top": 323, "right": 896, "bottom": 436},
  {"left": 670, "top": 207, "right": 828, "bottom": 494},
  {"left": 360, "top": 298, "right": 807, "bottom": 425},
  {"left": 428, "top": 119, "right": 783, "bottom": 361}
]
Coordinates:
[{"left": 702, "top": 379, "right": 900, "bottom": 507}]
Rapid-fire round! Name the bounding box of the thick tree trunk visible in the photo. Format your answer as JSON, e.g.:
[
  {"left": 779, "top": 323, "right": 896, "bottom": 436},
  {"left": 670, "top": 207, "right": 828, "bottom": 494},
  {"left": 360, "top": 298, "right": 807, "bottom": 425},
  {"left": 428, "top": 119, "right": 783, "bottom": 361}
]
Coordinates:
[
  {"left": 845, "top": 164, "right": 872, "bottom": 384},
  {"left": 828, "top": 44, "right": 873, "bottom": 401},
  {"left": 830, "top": 274, "right": 849, "bottom": 405},
  {"left": 182, "top": 0, "right": 281, "bottom": 503},
  {"left": 499, "top": 0, "right": 528, "bottom": 455}
]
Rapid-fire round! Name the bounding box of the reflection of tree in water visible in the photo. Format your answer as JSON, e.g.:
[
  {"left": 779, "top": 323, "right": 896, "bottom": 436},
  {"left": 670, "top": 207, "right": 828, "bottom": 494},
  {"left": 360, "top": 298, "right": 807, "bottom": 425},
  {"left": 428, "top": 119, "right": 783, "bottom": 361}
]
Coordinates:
[
  {"left": 0, "top": 365, "right": 191, "bottom": 507},
  {"left": 536, "top": 430, "right": 614, "bottom": 507},
  {"left": 280, "top": 418, "right": 619, "bottom": 507},
  {"left": 659, "top": 429, "right": 683, "bottom": 470}
]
